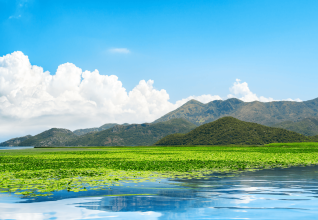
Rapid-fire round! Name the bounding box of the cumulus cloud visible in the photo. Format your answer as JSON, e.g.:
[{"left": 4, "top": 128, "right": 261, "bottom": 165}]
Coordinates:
[
  {"left": 0, "top": 51, "right": 302, "bottom": 140},
  {"left": 283, "top": 98, "right": 302, "bottom": 102},
  {"left": 227, "top": 79, "right": 302, "bottom": 102},
  {"left": 0, "top": 51, "right": 174, "bottom": 138},
  {"left": 108, "top": 48, "right": 130, "bottom": 54}
]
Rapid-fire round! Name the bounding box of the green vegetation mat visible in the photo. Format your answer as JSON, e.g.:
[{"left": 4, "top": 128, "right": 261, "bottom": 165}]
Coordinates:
[{"left": 1, "top": 143, "right": 318, "bottom": 196}]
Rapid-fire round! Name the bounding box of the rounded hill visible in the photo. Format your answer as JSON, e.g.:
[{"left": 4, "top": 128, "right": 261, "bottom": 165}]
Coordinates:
[{"left": 155, "top": 117, "right": 313, "bottom": 145}]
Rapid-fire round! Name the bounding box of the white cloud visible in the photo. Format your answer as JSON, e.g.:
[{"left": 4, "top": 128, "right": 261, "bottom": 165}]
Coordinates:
[
  {"left": 0, "top": 197, "right": 162, "bottom": 220},
  {"left": 227, "top": 79, "right": 262, "bottom": 102},
  {"left": 227, "top": 79, "right": 301, "bottom": 103},
  {"left": 0, "top": 51, "right": 174, "bottom": 139},
  {"left": 175, "top": 94, "right": 222, "bottom": 107},
  {"left": 283, "top": 98, "right": 302, "bottom": 102},
  {"left": 108, "top": 48, "right": 130, "bottom": 54},
  {"left": 0, "top": 52, "right": 303, "bottom": 140}
]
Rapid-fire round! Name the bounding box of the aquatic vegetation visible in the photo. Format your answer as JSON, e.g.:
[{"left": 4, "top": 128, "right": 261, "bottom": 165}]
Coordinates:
[{"left": 1, "top": 143, "right": 318, "bottom": 196}]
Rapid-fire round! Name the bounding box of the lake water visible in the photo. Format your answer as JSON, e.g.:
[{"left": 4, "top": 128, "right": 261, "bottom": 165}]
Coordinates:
[
  {"left": 0, "top": 146, "right": 34, "bottom": 150},
  {"left": 1, "top": 165, "right": 318, "bottom": 220}
]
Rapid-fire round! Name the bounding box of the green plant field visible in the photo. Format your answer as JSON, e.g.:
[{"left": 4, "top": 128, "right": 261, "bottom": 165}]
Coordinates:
[{"left": 1, "top": 143, "right": 318, "bottom": 196}]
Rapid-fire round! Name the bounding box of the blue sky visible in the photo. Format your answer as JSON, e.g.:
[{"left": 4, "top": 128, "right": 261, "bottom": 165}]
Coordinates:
[
  {"left": 1, "top": 0, "right": 317, "bottom": 101},
  {"left": 0, "top": 0, "right": 318, "bottom": 139}
]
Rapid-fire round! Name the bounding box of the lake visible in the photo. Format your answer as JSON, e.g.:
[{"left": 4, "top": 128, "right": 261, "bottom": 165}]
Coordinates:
[
  {"left": 0, "top": 146, "right": 34, "bottom": 150},
  {"left": 1, "top": 165, "right": 318, "bottom": 219}
]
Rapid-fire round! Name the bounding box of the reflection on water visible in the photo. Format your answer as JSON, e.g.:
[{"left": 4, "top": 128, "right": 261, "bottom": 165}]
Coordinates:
[{"left": 1, "top": 166, "right": 318, "bottom": 219}]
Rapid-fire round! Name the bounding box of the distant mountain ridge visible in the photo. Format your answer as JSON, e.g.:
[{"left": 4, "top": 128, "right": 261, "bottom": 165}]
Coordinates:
[
  {"left": 272, "top": 117, "right": 318, "bottom": 136},
  {"left": 154, "top": 98, "right": 318, "bottom": 126},
  {"left": 67, "top": 118, "right": 197, "bottom": 146},
  {"left": 4, "top": 118, "right": 197, "bottom": 147},
  {"left": 3, "top": 97, "right": 318, "bottom": 147},
  {"left": 19, "top": 128, "right": 77, "bottom": 147},
  {"left": 0, "top": 135, "right": 32, "bottom": 146},
  {"left": 73, "top": 123, "right": 129, "bottom": 136},
  {"left": 155, "top": 117, "right": 316, "bottom": 146}
]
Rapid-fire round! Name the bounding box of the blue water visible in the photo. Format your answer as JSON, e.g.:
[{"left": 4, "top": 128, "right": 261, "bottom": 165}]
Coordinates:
[
  {"left": 1, "top": 165, "right": 318, "bottom": 220},
  {"left": 0, "top": 146, "right": 34, "bottom": 150}
]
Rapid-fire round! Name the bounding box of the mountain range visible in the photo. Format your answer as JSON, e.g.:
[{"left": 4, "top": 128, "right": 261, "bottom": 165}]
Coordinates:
[
  {"left": 155, "top": 117, "right": 317, "bottom": 146},
  {"left": 2, "top": 97, "right": 318, "bottom": 147},
  {"left": 67, "top": 118, "right": 196, "bottom": 146},
  {"left": 272, "top": 117, "right": 318, "bottom": 136},
  {"left": 0, "top": 135, "right": 32, "bottom": 146},
  {"left": 19, "top": 128, "right": 78, "bottom": 147},
  {"left": 8, "top": 118, "right": 196, "bottom": 147},
  {"left": 73, "top": 123, "right": 129, "bottom": 136},
  {"left": 154, "top": 98, "right": 318, "bottom": 126}
]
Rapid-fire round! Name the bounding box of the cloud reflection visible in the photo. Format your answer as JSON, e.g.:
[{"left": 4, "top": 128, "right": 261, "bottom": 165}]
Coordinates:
[{"left": 0, "top": 198, "right": 161, "bottom": 220}]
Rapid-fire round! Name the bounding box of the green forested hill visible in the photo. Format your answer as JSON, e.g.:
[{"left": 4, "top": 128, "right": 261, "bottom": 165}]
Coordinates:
[
  {"left": 19, "top": 128, "right": 77, "bottom": 147},
  {"left": 272, "top": 117, "right": 318, "bottom": 136},
  {"left": 0, "top": 135, "right": 32, "bottom": 146},
  {"left": 73, "top": 123, "right": 129, "bottom": 136},
  {"left": 154, "top": 98, "right": 318, "bottom": 126},
  {"left": 155, "top": 117, "right": 314, "bottom": 146},
  {"left": 67, "top": 118, "right": 197, "bottom": 146}
]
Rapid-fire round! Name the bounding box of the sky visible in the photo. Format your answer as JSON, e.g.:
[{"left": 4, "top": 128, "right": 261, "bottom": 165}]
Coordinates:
[{"left": 0, "top": 0, "right": 318, "bottom": 141}]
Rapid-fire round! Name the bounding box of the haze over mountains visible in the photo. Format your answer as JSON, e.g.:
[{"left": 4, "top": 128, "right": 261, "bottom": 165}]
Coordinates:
[{"left": 2, "top": 97, "right": 318, "bottom": 147}]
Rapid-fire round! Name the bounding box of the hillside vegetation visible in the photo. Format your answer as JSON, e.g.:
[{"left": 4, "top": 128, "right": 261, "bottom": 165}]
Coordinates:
[
  {"left": 73, "top": 123, "right": 129, "bottom": 136},
  {"left": 154, "top": 98, "right": 318, "bottom": 126},
  {"left": 67, "top": 118, "right": 197, "bottom": 146},
  {"left": 155, "top": 117, "right": 315, "bottom": 146},
  {"left": 272, "top": 117, "right": 318, "bottom": 136},
  {"left": 1, "top": 119, "right": 196, "bottom": 147},
  {"left": 0, "top": 135, "right": 32, "bottom": 146},
  {"left": 19, "top": 128, "right": 77, "bottom": 147}
]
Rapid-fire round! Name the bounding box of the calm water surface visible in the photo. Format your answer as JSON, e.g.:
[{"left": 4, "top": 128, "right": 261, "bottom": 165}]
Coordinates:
[
  {"left": 0, "top": 147, "right": 34, "bottom": 150},
  {"left": 1, "top": 166, "right": 318, "bottom": 220}
]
